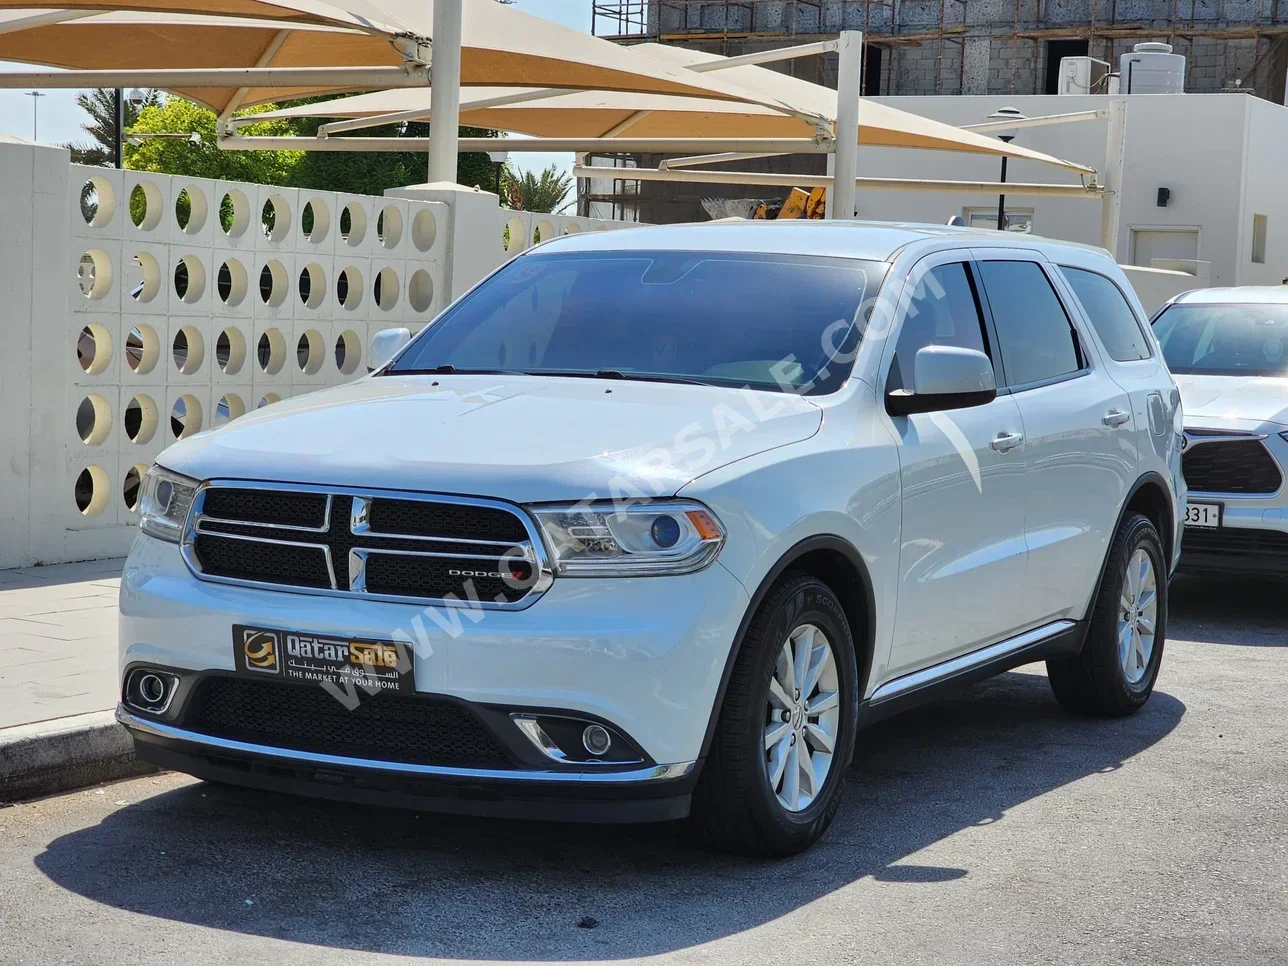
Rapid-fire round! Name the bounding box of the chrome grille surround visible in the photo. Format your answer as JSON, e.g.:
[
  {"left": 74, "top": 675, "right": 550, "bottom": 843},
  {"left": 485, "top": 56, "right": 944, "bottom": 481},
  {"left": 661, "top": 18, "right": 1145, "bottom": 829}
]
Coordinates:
[{"left": 181, "top": 481, "right": 554, "bottom": 610}]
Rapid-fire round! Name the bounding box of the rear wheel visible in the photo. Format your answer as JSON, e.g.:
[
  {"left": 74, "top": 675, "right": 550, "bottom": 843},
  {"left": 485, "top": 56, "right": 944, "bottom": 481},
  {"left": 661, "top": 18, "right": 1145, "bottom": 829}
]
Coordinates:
[
  {"left": 1048, "top": 512, "right": 1167, "bottom": 716},
  {"left": 689, "top": 573, "right": 859, "bottom": 857}
]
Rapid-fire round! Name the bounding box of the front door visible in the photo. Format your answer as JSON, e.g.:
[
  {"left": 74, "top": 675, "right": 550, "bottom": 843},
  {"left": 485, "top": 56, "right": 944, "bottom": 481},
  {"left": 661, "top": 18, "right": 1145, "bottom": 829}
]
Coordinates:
[{"left": 883, "top": 255, "right": 1030, "bottom": 679}]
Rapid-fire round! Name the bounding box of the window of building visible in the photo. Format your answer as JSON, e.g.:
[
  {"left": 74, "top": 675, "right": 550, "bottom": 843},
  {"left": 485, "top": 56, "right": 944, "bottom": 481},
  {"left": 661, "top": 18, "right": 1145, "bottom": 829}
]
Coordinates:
[
  {"left": 1252, "top": 214, "right": 1268, "bottom": 264},
  {"left": 1060, "top": 267, "right": 1152, "bottom": 362},
  {"left": 1045, "top": 39, "right": 1090, "bottom": 94},
  {"left": 964, "top": 207, "right": 1033, "bottom": 234},
  {"left": 976, "top": 260, "right": 1083, "bottom": 387}
]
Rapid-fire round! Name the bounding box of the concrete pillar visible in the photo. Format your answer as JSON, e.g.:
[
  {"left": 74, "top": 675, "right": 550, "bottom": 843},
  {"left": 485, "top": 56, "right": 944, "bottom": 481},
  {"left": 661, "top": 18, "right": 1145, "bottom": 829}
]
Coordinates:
[
  {"left": 963, "top": 37, "right": 991, "bottom": 95},
  {"left": 385, "top": 183, "right": 505, "bottom": 301}
]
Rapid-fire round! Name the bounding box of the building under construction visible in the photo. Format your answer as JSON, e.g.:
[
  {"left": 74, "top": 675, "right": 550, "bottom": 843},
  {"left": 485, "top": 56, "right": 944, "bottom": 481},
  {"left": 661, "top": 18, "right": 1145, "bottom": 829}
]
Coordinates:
[{"left": 583, "top": 0, "right": 1288, "bottom": 220}]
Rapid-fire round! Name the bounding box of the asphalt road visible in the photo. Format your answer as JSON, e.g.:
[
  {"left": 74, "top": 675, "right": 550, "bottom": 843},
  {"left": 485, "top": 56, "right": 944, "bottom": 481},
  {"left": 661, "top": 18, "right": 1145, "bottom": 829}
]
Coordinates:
[{"left": 2, "top": 575, "right": 1285, "bottom": 966}]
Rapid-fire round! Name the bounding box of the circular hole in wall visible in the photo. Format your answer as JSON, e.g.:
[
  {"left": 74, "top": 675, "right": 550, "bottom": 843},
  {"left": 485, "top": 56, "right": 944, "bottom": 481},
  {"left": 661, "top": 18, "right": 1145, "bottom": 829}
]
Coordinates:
[
  {"left": 503, "top": 217, "right": 526, "bottom": 254},
  {"left": 75, "top": 394, "right": 112, "bottom": 445},
  {"left": 563, "top": 221, "right": 583, "bottom": 234},
  {"left": 124, "top": 394, "right": 158, "bottom": 444},
  {"left": 175, "top": 185, "right": 208, "bottom": 234},
  {"left": 172, "top": 325, "right": 205, "bottom": 375},
  {"left": 261, "top": 194, "right": 291, "bottom": 242},
  {"left": 125, "top": 324, "right": 160, "bottom": 375},
  {"left": 123, "top": 463, "right": 148, "bottom": 512},
  {"left": 216, "top": 258, "right": 247, "bottom": 306},
  {"left": 126, "top": 252, "right": 161, "bottom": 303},
  {"left": 173, "top": 254, "right": 206, "bottom": 303},
  {"left": 296, "top": 329, "right": 325, "bottom": 375},
  {"left": 335, "top": 330, "right": 362, "bottom": 375},
  {"left": 80, "top": 177, "right": 115, "bottom": 228},
  {"left": 77, "top": 249, "right": 114, "bottom": 300},
  {"left": 128, "top": 181, "right": 163, "bottom": 230},
  {"left": 215, "top": 326, "right": 247, "bottom": 375},
  {"left": 259, "top": 260, "right": 288, "bottom": 306},
  {"left": 377, "top": 205, "right": 402, "bottom": 248},
  {"left": 257, "top": 328, "right": 286, "bottom": 374},
  {"left": 340, "top": 203, "right": 367, "bottom": 246},
  {"left": 220, "top": 189, "right": 251, "bottom": 237},
  {"left": 74, "top": 466, "right": 110, "bottom": 517},
  {"left": 337, "top": 266, "right": 363, "bottom": 309},
  {"left": 408, "top": 269, "right": 435, "bottom": 313},
  {"left": 298, "top": 263, "right": 325, "bottom": 309},
  {"left": 534, "top": 220, "right": 554, "bottom": 245},
  {"left": 411, "top": 209, "right": 437, "bottom": 251},
  {"left": 77, "top": 322, "right": 113, "bottom": 375},
  {"left": 302, "top": 198, "right": 330, "bottom": 243},
  {"left": 258, "top": 392, "right": 282, "bottom": 410},
  {"left": 375, "top": 267, "right": 399, "bottom": 311},
  {"left": 214, "top": 392, "right": 246, "bottom": 427},
  {"left": 170, "top": 394, "right": 203, "bottom": 440}
]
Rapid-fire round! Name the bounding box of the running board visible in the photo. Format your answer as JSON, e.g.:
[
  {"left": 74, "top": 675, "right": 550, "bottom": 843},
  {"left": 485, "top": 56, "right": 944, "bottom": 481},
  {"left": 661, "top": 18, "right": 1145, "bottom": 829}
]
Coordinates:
[{"left": 860, "top": 619, "right": 1084, "bottom": 725}]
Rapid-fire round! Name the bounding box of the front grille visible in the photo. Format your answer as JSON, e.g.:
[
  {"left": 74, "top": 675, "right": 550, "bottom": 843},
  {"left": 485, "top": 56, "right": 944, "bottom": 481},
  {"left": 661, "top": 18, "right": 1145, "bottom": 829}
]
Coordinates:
[
  {"left": 183, "top": 677, "right": 513, "bottom": 768},
  {"left": 186, "top": 486, "right": 543, "bottom": 606},
  {"left": 1183, "top": 527, "right": 1288, "bottom": 557},
  {"left": 1183, "top": 439, "right": 1283, "bottom": 494}
]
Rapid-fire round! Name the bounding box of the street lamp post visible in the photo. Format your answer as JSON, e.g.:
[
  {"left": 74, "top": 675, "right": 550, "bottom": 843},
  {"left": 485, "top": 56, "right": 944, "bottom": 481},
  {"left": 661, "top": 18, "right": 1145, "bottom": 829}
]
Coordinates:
[
  {"left": 488, "top": 149, "right": 509, "bottom": 198},
  {"left": 24, "top": 90, "right": 44, "bottom": 141},
  {"left": 985, "top": 106, "right": 1026, "bottom": 231}
]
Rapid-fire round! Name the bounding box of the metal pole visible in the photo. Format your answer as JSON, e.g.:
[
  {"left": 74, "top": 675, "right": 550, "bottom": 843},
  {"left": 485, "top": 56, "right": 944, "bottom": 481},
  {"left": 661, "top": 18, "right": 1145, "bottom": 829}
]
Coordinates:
[
  {"left": 24, "top": 91, "right": 43, "bottom": 141},
  {"left": 1099, "top": 97, "right": 1128, "bottom": 257},
  {"left": 114, "top": 88, "right": 124, "bottom": 169},
  {"left": 995, "top": 136, "right": 1013, "bottom": 231},
  {"left": 830, "top": 30, "right": 862, "bottom": 221},
  {"left": 427, "top": 0, "right": 463, "bottom": 184}
]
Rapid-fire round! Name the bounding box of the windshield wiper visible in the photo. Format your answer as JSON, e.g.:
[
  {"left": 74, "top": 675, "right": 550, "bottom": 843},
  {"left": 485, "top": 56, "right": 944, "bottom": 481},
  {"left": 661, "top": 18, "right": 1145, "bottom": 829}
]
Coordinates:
[
  {"left": 527, "top": 369, "right": 713, "bottom": 387},
  {"left": 385, "top": 365, "right": 522, "bottom": 376}
]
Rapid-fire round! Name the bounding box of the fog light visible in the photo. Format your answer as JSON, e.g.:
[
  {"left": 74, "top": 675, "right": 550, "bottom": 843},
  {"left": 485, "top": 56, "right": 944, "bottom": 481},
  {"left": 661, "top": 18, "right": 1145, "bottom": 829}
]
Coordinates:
[
  {"left": 125, "top": 668, "right": 177, "bottom": 713},
  {"left": 582, "top": 724, "right": 612, "bottom": 756},
  {"left": 138, "top": 673, "right": 167, "bottom": 705}
]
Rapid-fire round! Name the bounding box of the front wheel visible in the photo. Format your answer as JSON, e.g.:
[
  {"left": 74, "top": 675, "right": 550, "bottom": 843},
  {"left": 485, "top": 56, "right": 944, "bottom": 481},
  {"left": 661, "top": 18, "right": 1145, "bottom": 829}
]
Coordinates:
[
  {"left": 1048, "top": 512, "right": 1167, "bottom": 716},
  {"left": 689, "top": 573, "right": 859, "bottom": 857}
]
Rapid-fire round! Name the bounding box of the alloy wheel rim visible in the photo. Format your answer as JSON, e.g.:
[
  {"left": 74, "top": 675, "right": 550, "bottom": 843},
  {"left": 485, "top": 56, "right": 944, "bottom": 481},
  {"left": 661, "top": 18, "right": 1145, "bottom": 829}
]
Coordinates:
[
  {"left": 1118, "top": 547, "right": 1158, "bottom": 685},
  {"left": 764, "top": 623, "right": 840, "bottom": 812}
]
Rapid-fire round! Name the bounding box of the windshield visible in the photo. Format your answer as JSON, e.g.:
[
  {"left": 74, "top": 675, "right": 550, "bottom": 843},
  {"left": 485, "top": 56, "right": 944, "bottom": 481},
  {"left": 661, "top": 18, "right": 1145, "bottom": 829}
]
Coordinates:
[
  {"left": 1153, "top": 302, "right": 1288, "bottom": 376},
  {"left": 387, "top": 250, "right": 886, "bottom": 394}
]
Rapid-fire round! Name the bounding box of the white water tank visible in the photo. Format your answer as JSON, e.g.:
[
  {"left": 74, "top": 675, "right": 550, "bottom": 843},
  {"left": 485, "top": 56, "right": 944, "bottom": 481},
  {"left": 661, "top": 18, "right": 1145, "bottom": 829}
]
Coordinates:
[{"left": 1120, "top": 42, "right": 1185, "bottom": 93}]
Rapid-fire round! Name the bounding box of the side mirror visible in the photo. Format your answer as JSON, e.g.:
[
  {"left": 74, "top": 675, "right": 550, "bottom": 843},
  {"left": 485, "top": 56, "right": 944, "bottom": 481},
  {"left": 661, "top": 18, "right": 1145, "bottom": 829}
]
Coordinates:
[
  {"left": 368, "top": 327, "right": 411, "bottom": 373},
  {"left": 886, "top": 345, "right": 997, "bottom": 416}
]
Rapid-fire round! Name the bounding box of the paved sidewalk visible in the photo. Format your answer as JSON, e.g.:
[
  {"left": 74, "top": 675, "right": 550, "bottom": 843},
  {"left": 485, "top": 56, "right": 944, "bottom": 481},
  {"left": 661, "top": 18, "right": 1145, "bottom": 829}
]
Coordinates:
[{"left": 0, "top": 559, "right": 123, "bottom": 730}]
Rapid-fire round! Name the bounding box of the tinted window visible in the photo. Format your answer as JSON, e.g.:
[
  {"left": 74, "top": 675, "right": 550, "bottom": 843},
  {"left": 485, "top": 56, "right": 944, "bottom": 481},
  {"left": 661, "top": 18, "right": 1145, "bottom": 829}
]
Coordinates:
[
  {"left": 1152, "top": 302, "right": 1288, "bottom": 376},
  {"left": 889, "top": 261, "right": 989, "bottom": 392},
  {"left": 389, "top": 251, "right": 884, "bottom": 394},
  {"left": 977, "top": 260, "right": 1082, "bottom": 387},
  {"left": 1061, "top": 267, "right": 1151, "bottom": 362}
]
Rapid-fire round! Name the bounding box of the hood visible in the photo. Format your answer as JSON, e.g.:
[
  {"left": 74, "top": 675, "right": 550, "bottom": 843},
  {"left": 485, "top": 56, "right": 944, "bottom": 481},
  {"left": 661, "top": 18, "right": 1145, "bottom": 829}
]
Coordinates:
[
  {"left": 1173, "top": 373, "right": 1288, "bottom": 430},
  {"left": 161, "top": 374, "right": 823, "bottom": 503}
]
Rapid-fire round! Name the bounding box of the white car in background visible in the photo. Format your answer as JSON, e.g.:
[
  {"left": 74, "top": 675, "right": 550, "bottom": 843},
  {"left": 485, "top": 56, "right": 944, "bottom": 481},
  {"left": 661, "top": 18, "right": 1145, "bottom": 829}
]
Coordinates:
[
  {"left": 1152, "top": 287, "right": 1288, "bottom": 576},
  {"left": 117, "top": 222, "right": 1184, "bottom": 856}
]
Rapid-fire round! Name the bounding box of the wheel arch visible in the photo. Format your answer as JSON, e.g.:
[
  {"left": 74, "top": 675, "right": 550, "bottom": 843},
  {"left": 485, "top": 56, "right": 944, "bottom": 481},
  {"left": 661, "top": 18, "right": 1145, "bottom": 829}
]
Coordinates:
[
  {"left": 1083, "top": 471, "right": 1176, "bottom": 623},
  {"left": 698, "top": 535, "right": 877, "bottom": 761}
]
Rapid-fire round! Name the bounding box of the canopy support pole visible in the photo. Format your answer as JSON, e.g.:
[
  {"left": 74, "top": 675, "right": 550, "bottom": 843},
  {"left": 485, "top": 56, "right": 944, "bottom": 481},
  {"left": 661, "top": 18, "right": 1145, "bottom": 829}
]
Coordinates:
[
  {"left": 221, "top": 136, "right": 849, "bottom": 153},
  {"left": 830, "top": 30, "right": 862, "bottom": 221},
  {"left": 1098, "top": 98, "right": 1127, "bottom": 257},
  {"left": 428, "top": 0, "right": 463, "bottom": 183},
  {"left": 689, "top": 39, "right": 841, "bottom": 71},
  {"left": 660, "top": 151, "right": 792, "bottom": 169},
  {"left": 963, "top": 109, "right": 1109, "bottom": 133},
  {"left": 0, "top": 66, "right": 430, "bottom": 88}
]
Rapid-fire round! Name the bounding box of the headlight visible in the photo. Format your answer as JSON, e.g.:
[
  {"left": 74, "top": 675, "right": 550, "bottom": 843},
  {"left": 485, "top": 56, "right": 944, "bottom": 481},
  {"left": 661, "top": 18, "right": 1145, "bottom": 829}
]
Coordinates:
[
  {"left": 529, "top": 500, "right": 725, "bottom": 576},
  {"left": 138, "top": 465, "right": 200, "bottom": 543}
]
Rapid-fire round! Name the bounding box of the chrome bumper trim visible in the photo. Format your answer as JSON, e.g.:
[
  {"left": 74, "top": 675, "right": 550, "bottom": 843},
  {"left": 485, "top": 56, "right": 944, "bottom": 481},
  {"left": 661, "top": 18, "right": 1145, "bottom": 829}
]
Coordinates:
[{"left": 116, "top": 706, "right": 696, "bottom": 784}]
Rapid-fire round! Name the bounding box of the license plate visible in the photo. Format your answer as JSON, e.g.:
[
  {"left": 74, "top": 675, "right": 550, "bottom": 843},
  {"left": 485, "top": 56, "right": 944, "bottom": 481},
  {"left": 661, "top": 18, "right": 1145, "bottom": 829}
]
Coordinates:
[
  {"left": 1184, "top": 502, "right": 1222, "bottom": 528},
  {"left": 232, "top": 624, "right": 414, "bottom": 694}
]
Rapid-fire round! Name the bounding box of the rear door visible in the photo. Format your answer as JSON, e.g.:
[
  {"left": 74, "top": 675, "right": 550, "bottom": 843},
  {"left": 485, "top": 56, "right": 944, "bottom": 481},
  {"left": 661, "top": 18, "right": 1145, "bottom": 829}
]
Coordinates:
[
  {"left": 972, "top": 249, "right": 1139, "bottom": 626},
  {"left": 882, "top": 252, "right": 1029, "bottom": 677}
]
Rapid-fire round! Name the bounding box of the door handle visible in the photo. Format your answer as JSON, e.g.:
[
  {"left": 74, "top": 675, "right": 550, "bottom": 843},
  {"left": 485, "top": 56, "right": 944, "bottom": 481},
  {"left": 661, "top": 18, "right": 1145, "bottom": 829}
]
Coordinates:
[
  {"left": 1103, "top": 409, "right": 1132, "bottom": 428},
  {"left": 991, "top": 431, "right": 1024, "bottom": 453}
]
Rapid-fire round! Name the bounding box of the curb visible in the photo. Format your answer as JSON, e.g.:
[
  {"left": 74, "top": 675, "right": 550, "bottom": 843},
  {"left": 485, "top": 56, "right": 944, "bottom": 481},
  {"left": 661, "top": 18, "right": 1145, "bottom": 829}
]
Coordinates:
[{"left": 0, "top": 710, "right": 157, "bottom": 804}]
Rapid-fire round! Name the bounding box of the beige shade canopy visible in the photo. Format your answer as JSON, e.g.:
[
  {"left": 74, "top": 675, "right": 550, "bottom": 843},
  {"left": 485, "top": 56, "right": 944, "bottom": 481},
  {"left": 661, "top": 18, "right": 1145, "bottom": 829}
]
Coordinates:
[
  {"left": 0, "top": 1, "right": 795, "bottom": 114},
  {"left": 248, "top": 43, "right": 1090, "bottom": 174}
]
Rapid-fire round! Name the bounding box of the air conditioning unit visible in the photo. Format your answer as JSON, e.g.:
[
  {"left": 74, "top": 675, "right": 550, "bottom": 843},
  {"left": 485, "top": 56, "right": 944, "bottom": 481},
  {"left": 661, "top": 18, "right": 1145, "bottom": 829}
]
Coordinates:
[{"left": 1058, "top": 56, "right": 1112, "bottom": 95}]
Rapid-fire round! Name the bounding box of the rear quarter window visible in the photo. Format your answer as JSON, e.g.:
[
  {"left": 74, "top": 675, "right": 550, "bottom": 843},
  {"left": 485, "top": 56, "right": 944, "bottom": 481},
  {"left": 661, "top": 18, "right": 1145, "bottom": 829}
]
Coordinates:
[{"left": 1060, "top": 267, "right": 1152, "bottom": 363}]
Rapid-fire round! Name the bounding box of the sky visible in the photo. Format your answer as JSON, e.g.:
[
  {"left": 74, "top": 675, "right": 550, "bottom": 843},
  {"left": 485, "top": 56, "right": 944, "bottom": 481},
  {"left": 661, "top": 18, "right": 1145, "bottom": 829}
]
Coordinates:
[{"left": 0, "top": 0, "right": 590, "bottom": 182}]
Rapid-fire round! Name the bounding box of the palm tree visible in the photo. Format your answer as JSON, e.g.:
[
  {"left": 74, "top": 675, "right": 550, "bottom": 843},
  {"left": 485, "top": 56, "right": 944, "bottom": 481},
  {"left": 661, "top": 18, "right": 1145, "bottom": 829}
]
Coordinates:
[
  {"left": 62, "top": 88, "right": 159, "bottom": 166},
  {"left": 507, "top": 165, "right": 574, "bottom": 214}
]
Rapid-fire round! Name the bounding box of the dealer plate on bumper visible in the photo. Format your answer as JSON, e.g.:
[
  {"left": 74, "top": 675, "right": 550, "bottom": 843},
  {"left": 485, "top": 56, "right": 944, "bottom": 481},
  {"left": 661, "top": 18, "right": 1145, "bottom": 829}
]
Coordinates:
[
  {"left": 233, "top": 624, "right": 415, "bottom": 693},
  {"left": 1184, "top": 502, "right": 1222, "bottom": 529}
]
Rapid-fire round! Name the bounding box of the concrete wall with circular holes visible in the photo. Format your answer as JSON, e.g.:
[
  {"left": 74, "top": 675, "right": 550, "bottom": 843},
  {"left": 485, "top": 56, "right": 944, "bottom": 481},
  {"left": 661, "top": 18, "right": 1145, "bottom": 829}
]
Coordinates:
[{"left": 0, "top": 140, "right": 640, "bottom": 568}]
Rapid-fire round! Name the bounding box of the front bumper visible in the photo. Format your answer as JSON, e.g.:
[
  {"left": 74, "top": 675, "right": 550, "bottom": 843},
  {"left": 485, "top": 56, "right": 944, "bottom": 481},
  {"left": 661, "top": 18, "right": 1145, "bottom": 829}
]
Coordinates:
[
  {"left": 120, "top": 531, "right": 751, "bottom": 795},
  {"left": 1177, "top": 513, "right": 1288, "bottom": 576}
]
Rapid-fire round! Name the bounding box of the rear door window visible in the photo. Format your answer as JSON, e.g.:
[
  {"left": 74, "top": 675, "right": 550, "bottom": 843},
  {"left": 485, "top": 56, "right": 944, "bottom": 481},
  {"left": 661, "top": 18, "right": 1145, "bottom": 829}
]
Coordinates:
[
  {"left": 976, "top": 260, "right": 1084, "bottom": 388},
  {"left": 1060, "top": 267, "right": 1152, "bottom": 362}
]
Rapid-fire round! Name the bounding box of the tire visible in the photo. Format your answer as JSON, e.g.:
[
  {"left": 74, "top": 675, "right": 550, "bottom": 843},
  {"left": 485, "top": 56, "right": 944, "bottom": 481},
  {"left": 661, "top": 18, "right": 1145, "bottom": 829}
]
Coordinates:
[
  {"left": 689, "top": 572, "right": 860, "bottom": 857},
  {"left": 1047, "top": 512, "right": 1167, "bottom": 716}
]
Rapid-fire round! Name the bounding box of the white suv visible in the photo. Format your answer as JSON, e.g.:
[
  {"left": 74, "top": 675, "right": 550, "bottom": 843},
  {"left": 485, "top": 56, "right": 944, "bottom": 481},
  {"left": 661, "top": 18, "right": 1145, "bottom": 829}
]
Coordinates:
[{"left": 118, "top": 221, "right": 1184, "bottom": 856}]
